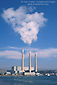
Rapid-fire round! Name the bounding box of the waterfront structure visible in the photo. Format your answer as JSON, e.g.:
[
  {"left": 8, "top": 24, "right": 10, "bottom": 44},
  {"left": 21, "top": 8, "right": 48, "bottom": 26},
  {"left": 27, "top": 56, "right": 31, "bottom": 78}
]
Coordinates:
[
  {"left": 11, "top": 49, "right": 38, "bottom": 75},
  {"left": 29, "top": 51, "right": 31, "bottom": 73},
  {"left": 24, "top": 72, "right": 35, "bottom": 76},
  {"left": 22, "top": 49, "right": 24, "bottom": 72},
  {"left": 35, "top": 52, "right": 37, "bottom": 72},
  {"left": 6, "top": 72, "right": 11, "bottom": 75},
  {"left": 24, "top": 67, "right": 34, "bottom": 71},
  {"left": 24, "top": 67, "right": 29, "bottom": 71},
  {"left": 11, "top": 66, "right": 21, "bottom": 74},
  {"left": 11, "top": 66, "right": 16, "bottom": 74},
  {"left": 17, "top": 66, "right": 21, "bottom": 71}
]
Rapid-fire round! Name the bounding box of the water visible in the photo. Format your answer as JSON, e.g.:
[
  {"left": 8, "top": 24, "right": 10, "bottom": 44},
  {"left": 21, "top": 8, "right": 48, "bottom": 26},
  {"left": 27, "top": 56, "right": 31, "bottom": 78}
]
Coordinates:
[{"left": 0, "top": 76, "right": 57, "bottom": 85}]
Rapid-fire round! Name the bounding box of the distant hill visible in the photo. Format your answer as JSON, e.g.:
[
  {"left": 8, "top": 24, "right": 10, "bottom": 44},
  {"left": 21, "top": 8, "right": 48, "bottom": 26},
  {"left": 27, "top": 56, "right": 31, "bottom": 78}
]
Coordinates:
[{"left": 0, "top": 69, "right": 7, "bottom": 74}]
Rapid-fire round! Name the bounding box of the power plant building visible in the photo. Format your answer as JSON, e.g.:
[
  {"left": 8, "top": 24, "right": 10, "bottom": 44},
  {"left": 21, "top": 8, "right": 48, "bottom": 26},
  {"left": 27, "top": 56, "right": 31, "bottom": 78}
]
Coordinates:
[
  {"left": 11, "top": 66, "right": 21, "bottom": 74},
  {"left": 11, "top": 49, "right": 37, "bottom": 75}
]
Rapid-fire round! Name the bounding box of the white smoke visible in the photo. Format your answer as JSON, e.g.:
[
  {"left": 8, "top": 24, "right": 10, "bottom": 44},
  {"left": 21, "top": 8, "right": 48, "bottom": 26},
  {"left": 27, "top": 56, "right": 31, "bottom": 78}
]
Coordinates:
[{"left": 2, "top": 6, "right": 47, "bottom": 45}]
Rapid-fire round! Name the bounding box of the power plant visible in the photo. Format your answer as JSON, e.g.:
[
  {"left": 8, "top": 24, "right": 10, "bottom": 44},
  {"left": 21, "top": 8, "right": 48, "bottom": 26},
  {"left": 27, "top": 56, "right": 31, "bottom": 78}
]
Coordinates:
[
  {"left": 22, "top": 49, "right": 24, "bottom": 72},
  {"left": 21, "top": 49, "right": 38, "bottom": 76},
  {"left": 11, "top": 49, "right": 38, "bottom": 76}
]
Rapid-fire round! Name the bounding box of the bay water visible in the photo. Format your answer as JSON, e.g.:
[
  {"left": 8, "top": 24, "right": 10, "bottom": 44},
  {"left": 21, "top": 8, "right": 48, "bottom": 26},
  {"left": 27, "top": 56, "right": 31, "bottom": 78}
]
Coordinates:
[{"left": 0, "top": 76, "right": 57, "bottom": 85}]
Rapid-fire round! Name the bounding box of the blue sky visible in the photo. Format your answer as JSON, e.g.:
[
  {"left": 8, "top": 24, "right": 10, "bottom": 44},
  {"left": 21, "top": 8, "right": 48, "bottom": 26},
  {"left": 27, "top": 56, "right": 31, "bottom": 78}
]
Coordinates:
[{"left": 0, "top": 0, "right": 57, "bottom": 70}]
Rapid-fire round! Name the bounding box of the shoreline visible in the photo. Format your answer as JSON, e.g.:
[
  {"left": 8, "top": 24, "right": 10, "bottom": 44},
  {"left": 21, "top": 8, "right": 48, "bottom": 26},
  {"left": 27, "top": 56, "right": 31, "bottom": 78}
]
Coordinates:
[{"left": 0, "top": 75, "right": 23, "bottom": 76}]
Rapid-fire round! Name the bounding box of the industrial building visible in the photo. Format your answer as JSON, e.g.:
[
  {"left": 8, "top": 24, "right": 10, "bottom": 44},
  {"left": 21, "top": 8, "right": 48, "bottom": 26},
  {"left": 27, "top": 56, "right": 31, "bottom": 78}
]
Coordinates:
[
  {"left": 11, "top": 49, "right": 38, "bottom": 76},
  {"left": 11, "top": 66, "right": 21, "bottom": 74}
]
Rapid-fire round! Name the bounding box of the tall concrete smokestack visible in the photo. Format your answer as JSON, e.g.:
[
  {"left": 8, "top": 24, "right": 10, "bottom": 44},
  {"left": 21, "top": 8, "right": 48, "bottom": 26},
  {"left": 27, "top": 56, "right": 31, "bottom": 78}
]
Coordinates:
[
  {"left": 35, "top": 52, "right": 37, "bottom": 72},
  {"left": 22, "top": 49, "right": 24, "bottom": 72},
  {"left": 29, "top": 51, "right": 31, "bottom": 73}
]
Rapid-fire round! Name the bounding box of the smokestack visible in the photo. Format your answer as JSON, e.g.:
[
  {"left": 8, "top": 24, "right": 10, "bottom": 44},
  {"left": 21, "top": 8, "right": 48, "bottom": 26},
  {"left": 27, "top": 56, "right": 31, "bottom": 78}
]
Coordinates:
[
  {"left": 35, "top": 52, "right": 37, "bottom": 72},
  {"left": 29, "top": 51, "right": 31, "bottom": 73},
  {"left": 22, "top": 49, "right": 24, "bottom": 72}
]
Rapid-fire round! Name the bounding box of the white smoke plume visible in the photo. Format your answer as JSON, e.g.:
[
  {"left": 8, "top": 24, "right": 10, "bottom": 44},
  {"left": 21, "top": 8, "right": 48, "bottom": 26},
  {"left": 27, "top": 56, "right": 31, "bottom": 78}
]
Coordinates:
[{"left": 2, "top": 6, "right": 47, "bottom": 45}]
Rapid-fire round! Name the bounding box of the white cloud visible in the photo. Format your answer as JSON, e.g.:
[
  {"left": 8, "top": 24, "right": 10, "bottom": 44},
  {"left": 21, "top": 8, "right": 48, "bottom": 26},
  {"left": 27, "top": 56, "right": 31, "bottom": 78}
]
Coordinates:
[
  {"left": 0, "top": 50, "right": 21, "bottom": 59},
  {"left": 0, "top": 47, "right": 57, "bottom": 59},
  {"left": 2, "top": 6, "right": 47, "bottom": 45},
  {"left": 37, "top": 48, "right": 57, "bottom": 58}
]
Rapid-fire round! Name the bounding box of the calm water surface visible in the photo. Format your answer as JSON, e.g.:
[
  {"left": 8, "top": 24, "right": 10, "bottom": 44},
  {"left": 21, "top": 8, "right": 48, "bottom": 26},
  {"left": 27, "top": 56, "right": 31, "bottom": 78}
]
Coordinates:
[{"left": 0, "top": 76, "right": 57, "bottom": 85}]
